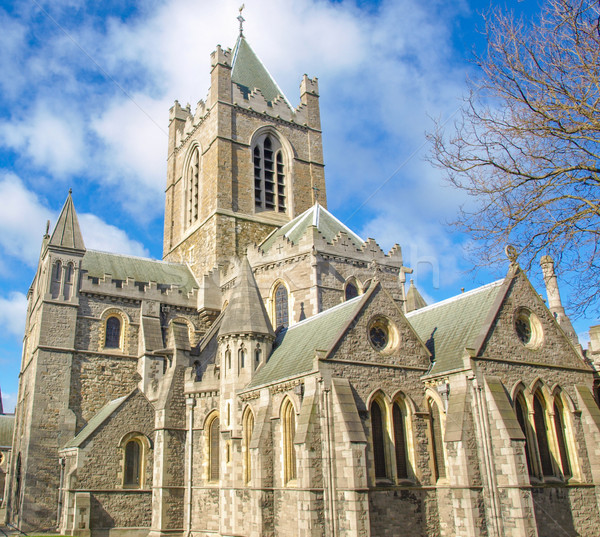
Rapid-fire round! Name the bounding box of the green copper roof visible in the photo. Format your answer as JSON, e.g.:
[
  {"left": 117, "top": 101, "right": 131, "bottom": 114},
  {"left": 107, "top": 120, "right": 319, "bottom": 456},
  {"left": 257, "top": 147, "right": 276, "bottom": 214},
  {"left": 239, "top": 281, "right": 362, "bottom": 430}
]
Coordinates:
[
  {"left": 260, "top": 203, "right": 364, "bottom": 253},
  {"left": 247, "top": 295, "right": 365, "bottom": 388},
  {"left": 82, "top": 250, "right": 198, "bottom": 295},
  {"left": 407, "top": 280, "right": 504, "bottom": 375},
  {"left": 0, "top": 414, "right": 15, "bottom": 448},
  {"left": 231, "top": 35, "right": 289, "bottom": 105},
  {"left": 63, "top": 395, "right": 127, "bottom": 449}
]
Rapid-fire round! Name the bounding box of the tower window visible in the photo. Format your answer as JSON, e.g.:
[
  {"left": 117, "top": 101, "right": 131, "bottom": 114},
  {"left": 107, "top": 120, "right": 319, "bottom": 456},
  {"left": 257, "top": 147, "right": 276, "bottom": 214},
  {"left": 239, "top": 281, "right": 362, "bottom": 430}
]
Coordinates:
[
  {"left": 187, "top": 146, "right": 200, "bottom": 227},
  {"left": 50, "top": 261, "right": 62, "bottom": 299},
  {"left": 345, "top": 281, "right": 359, "bottom": 301},
  {"left": 63, "top": 263, "right": 74, "bottom": 300},
  {"left": 244, "top": 409, "right": 254, "bottom": 484},
  {"left": 105, "top": 317, "right": 121, "bottom": 349},
  {"left": 274, "top": 284, "right": 289, "bottom": 329},
  {"left": 254, "top": 135, "right": 286, "bottom": 213}
]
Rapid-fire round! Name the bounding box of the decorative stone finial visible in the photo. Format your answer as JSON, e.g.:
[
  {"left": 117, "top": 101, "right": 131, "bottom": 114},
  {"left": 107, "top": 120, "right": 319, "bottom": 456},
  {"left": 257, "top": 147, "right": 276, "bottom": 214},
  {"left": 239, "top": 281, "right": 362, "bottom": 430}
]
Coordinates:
[
  {"left": 69, "top": 188, "right": 72, "bottom": 195},
  {"left": 237, "top": 4, "right": 245, "bottom": 36},
  {"left": 505, "top": 244, "right": 518, "bottom": 263}
]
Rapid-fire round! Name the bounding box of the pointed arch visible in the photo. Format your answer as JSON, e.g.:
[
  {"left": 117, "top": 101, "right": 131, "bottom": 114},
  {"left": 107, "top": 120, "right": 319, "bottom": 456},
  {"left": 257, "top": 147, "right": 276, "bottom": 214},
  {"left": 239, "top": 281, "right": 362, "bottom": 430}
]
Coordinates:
[
  {"left": 391, "top": 395, "right": 411, "bottom": 480},
  {"left": 533, "top": 389, "right": 553, "bottom": 477},
  {"left": 206, "top": 412, "right": 220, "bottom": 482},
  {"left": 50, "top": 260, "right": 62, "bottom": 299},
  {"left": 271, "top": 280, "right": 290, "bottom": 329},
  {"left": 514, "top": 389, "right": 535, "bottom": 476},
  {"left": 281, "top": 397, "right": 297, "bottom": 483},
  {"left": 427, "top": 396, "right": 446, "bottom": 481},
  {"left": 243, "top": 406, "right": 255, "bottom": 484},
  {"left": 63, "top": 262, "right": 74, "bottom": 300},
  {"left": 184, "top": 143, "right": 201, "bottom": 227},
  {"left": 344, "top": 277, "right": 361, "bottom": 301}
]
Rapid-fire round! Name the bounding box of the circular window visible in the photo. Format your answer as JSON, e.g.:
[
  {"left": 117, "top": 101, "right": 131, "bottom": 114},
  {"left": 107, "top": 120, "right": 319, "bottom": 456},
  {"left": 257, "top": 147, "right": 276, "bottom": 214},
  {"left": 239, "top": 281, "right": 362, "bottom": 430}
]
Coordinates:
[
  {"left": 514, "top": 308, "right": 543, "bottom": 349},
  {"left": 368, "top": 316, "right": 399, "bottom": 353}
]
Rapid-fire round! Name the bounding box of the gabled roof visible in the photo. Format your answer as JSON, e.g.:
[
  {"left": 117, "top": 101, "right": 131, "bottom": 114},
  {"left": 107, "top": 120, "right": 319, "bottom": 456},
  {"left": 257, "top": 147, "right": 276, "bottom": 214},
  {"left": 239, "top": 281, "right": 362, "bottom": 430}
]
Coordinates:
[
  {"left": 219, "top": 257, "right": 274, "bottom": 338},
  {"left": 63, "top": 394, "right": 128, "bottom": 449},
  {"left": 49, "top": 191, "right": 85, "bottom": 251},
  {"left": 231, "top": 35, "right": 290, "bottom": 106},
  {"left": 407, "top": 280, "right": 504, "bottom": 376},
  {"left": 247, "top": 294, "right": 366, "bottom": 389},
  {"left": 405, "top": 279, "right": 427, "bottom": 313},
  {"left": 81, "top": 250, "right": 198, "bottom": 295},
  {"left": 260, "top": 203, "right": 364, "bottom": 253}
]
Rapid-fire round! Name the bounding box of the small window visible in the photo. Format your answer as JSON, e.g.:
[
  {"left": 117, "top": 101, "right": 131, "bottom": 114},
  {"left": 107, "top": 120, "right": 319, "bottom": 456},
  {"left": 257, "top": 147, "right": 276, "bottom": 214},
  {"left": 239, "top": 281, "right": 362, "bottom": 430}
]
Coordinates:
[
  {"left": 393, "top": 402, "right": 408, "bottom": 479},
  {"left": 239, "top": 347, "right": 246, "bottom": 369},
  {"left": 255, "top": 347, "right": 262, "bottom": 368},
  {"left": 345, "top": 281, "right": 359, "bottom": 301},
  {"left": 371, "top": 400, "right": 387, "bottom": 479},
  {"left": 209, "top": 415, "right": 220, "bottom": 482},
  {"left": 243, "top": 409, "right": 254, "bottom": 484},
  {"left": 428, "top": 399, "right": 446, "bottom": 480},
  {"left": 105, "top": 317, "right": 121, "bottom": 349},
  {"left": 63, "top": 263, "right": 74, "bottom": 300},
  {"left": 51, "top": 261, "right": 62, "bottom": 299},
  {"left": 274, "top": 284, "right": 289, "bottom": 329},
  {"left": 282, "top": 399, "right": 297, "bottom": 483},
  {"left": 124, "top": 439, "right": 142, "bottom": 488}
]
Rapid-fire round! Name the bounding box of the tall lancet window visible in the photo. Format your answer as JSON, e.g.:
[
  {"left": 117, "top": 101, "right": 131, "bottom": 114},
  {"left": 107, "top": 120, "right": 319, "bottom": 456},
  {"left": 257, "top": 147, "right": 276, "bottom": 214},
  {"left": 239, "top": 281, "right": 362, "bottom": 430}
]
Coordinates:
[
  {"left": 254, "top": 135, "right": 286, "bottom": 213},
  {"left": 187, "top": 146, "right": 200, "bottom": 227}
]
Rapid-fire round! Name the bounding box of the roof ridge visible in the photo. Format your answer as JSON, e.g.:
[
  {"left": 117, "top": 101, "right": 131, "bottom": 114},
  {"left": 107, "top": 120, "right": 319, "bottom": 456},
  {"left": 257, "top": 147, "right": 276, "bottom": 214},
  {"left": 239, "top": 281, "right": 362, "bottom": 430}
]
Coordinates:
[
  {"left": 406, "top": 279, "right": 504, "bottom": 317},
  {"left": 87, "top": 249, "right": 187, "bottom": 268},
  {"left": 285, "top": 294, "right": 363, "bottom": 331}
]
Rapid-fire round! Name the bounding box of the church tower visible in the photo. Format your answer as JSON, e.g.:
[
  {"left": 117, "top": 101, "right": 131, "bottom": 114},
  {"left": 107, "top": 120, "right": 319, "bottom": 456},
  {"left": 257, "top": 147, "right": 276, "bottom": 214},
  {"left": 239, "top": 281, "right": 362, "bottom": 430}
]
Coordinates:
[{"left": 162, "top": 21, "right": 326, "bottom": 277}]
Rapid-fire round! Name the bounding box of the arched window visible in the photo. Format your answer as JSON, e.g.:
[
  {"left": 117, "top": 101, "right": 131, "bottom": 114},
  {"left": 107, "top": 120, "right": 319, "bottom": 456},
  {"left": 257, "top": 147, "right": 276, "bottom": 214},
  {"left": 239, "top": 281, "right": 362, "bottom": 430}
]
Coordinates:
[
  {"left": 393, "top": 402, "right": 409, "bottom": 479},
  {"left": 371, "top": 400, "right": 387, "bottom": 479},
  {"left": 208, "top": 415, "right": 220, "bottom": 482},
  {"left": 255, "top": 346, "right": 262, "bottom": 368},
  {"left": 282, "top": 399, "right": 296, "bottom": 483},
  {"left": 124, "top": 439, "right": 142, "bottom": 488},
  {"left": 274, "top": 284, "right": 289, "bottom": 329},
  {"left": 533, "top": 392, "right": 553, "bottom": 477},
  {"left": 345, "top": 280, "right": 359, "bottom": 301},
  {"left": 428, "top": 398, "right": 446, "bottom": 480},
  {"left": 105, "top": 316, "right": 121, "bottom": 349},
  {"left": 187, "top": 146, "right": 200, "bottom": 227},
  {"left": 225, "top": 348, "right": 232, "bottom": 373},
  {"left": 243, "top": 409, "right": 254, "bottom": 484},
  {"left": 63, "top": 263, "right": 74, "bottom": 300},
  {"left": 514, "top": 393, "right": 535, "bottom": 476},
  {"left": 51, "top": 261, "right": 62, "bottom": 299},
  {"left": 553, "top": 398, "right": 571, "bottom": 478},
  {"left": 254, "top": 135, "right": 286, "bottom": 212},
  {"left": 239, "top": 347, "right": 246, "bottom": 370}
]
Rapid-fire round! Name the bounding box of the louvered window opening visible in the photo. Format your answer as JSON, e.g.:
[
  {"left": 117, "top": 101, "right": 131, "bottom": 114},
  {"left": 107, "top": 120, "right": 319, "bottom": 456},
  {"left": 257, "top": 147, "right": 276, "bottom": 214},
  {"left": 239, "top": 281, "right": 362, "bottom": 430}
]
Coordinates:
[
  {"left": 254, "top": 136, "right": 286, "bottom": 212},
  {"left": 187, "top": 147, "right": 200, "bottom": 227}
]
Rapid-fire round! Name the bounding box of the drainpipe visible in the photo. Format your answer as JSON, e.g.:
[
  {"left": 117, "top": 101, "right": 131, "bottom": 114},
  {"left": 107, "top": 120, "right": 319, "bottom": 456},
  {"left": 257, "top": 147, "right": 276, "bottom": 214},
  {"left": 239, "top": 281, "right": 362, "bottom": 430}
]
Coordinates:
[{"left": 186, "top": 397, "right": 195, "bottom": 537}]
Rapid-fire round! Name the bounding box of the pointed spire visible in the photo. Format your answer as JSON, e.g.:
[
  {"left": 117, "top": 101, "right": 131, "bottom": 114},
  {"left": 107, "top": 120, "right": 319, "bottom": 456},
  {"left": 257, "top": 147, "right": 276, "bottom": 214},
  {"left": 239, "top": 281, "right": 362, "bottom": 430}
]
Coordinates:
[
  {"left": 219, "top": 257, "right": 274, "bottom": 338},
  {"left": 405, "top": 279, "right": 427, "bottom": 313},
  {"left": 49, "top": 190, "right": 85, "bottom": 251}
]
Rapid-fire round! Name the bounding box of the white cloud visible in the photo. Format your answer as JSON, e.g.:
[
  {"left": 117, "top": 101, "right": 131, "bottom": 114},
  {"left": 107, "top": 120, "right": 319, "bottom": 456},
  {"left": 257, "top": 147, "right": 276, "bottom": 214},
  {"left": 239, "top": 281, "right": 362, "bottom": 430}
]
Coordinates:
[
  {"left": 0, "top": 291, "right": 27, "bottom": 338},
  {"left": 79, "top": 213, "right": 149, "bottom": 257},
  {"left": 0, "top": 391, "right": 17, "bottom": 414}
]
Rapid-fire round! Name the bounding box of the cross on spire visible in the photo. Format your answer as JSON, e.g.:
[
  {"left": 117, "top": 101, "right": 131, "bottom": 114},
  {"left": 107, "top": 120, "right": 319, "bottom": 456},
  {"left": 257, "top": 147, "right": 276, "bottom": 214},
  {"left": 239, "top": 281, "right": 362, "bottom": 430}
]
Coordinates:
[
  {"left": 237, "top": 4, "right": 245, "bottom": 36},
  {"left": 312, "top": 185, "right": 320, "bottom": 202}
]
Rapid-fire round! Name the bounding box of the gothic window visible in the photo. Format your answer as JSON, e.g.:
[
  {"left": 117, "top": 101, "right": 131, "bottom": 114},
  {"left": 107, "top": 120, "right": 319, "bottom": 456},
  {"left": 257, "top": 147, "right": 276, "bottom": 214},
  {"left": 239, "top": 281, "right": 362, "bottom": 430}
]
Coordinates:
[
  {"left": 371, "top": 400, "right": 387, "bottom": 479},
  {"left": 282, "top": 398, "right": 297, "bottom": 483},
  {"left": 239, "top": 347, "right": 246, "bottom": 369},
  {"left": 124, "top": 439, "right": 142, "bottom": 488},
  {"left": 63, "top": 262, "right": 74, "bottom": 300},
  {"left": 393, "top": 402, "right": 409, "bottom": 479},
  {"left": 345, "top": 280, "right": 359, "bottom": 301},
  {"left": 50, "top": 261, "right": 62, "bottom": 299},
  {"left": 243, "top": 408, "right": 254, "bottom": 484},
  {"left": 186, "top": 146, "right": 200, "bottom": 227},
  {"left": 254, "top": 134, "right": 286, "bottom": 213},
  {"left": 225, "top": 348, "right": 232, "bottom": 373},
  {"left": 533, "top": 392, "right": 553, "bottom": 477},
  {"left": 105, "top": 317, "right": 121, "bottom": 349},
  {"left": 553, "top": 398, "right": 571, "bottom": 478},
  {"left": 274, "top": 284, "right": 289, "bottom": 329},
  {"left": 208, "top": 415, "right": 220, "bottom": 482},
  {"left": 255, "top": 346, "right": 262, "bottom": 368},
  {"left": 428, "top": 398, "right": 446, "bottom": 481},
  {"left": 514, "top": 393, "right": 535, "bottom": 476}
]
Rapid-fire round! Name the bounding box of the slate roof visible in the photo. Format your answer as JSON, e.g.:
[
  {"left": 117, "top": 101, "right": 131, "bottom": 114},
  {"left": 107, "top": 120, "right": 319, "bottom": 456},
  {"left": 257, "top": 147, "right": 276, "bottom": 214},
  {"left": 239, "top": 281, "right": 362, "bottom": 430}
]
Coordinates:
[
  {"left": 260, "top": 203, "right": 364, "bottom": 253},
  {"left": 406, "top": 280, "right": 504, "bottom": 375},
  {"left": 247, "top": 294, "right": 366, "bottom": 388},
  {"left": 81, "top": 250, "right": 198, "bottom": 295},
  {"left": 0, "top": 414, "right": 15, "bottom": 449},
  {"left": 49, "top": 192, "right": 85, "bottom": 251},
  {"left": 231, "top": 35, "right": 289, "bottom": 105},
  {"left": 63, "top": 395, "right": 128, "bottom": 449}
]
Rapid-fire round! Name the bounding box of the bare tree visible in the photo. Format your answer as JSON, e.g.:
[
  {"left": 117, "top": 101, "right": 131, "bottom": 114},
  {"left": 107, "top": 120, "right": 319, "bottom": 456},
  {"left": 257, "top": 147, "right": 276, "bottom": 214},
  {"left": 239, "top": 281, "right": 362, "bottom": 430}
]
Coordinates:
[{"left": 428, "top": 0, "right": 600, "bottom": 314}]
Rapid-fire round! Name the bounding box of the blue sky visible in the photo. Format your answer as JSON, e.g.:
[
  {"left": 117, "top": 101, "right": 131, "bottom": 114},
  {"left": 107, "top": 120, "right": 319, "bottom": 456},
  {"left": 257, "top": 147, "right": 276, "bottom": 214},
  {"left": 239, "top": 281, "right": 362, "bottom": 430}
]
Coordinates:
[{"left": 0, "top": 0, "right": 596, "bottom": 412}]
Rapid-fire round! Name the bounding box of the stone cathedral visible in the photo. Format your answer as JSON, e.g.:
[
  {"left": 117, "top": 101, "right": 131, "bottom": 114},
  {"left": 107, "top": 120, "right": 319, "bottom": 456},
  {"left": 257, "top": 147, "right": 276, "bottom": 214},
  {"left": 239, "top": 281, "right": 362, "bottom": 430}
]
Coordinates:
[{"left": 4, "top": 25, "right": 600, "bottom": 537}]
